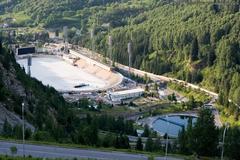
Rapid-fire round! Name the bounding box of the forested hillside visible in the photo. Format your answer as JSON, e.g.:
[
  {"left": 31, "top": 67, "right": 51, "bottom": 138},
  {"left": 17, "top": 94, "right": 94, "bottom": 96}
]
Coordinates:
[
  {"left": 0, "top": 42, "right": 79, "bottom": 140},
  {"left": 88, "top": 3, "right": 240, "bottom": 111},
  {"left": 1, "top": 0, "right": 154, "bottom": 28}
]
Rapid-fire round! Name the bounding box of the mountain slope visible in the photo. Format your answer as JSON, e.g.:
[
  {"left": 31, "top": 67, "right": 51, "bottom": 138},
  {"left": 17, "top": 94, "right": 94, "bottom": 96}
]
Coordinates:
[
  {"left": 0, "top": 43, "right": 78, "bottom": 140},
  {"left": 90, "top": 3, "right": 240, "bottom": 108}
]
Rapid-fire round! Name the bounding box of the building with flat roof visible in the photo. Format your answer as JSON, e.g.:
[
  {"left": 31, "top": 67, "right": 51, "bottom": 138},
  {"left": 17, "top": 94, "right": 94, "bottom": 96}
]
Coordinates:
[{"left": 108, "top": 88, "right": 144, "bottom": 103}]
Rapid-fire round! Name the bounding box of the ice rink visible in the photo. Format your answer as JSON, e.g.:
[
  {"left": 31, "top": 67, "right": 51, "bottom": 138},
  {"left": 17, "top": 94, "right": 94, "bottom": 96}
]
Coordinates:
[{"left": 17, "top": 56, "right": 117, "bottom": 91}]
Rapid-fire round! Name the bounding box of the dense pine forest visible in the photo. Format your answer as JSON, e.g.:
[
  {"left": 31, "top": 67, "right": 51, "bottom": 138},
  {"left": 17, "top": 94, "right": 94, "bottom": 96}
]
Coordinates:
[
  {"left": 103, "top": 3, "right": 240, "bottom": 112},
  {"left": 88, "top": 2, "right": 240, "bottom": 114}
]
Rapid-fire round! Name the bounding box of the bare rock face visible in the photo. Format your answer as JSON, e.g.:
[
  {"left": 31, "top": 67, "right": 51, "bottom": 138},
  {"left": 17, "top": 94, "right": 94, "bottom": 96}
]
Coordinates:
[
  {"left": 0, "top": 56, "right": 34, "bottom": 132},
  {"left": 3, "top": 71, "right": 26, "bottom": 98},
  {"left": 0, "top": 103, "right": 35, "bottom": 131}
]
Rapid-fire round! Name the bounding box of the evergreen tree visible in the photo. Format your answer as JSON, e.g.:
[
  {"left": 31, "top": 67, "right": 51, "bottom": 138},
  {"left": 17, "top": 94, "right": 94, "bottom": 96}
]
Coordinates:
[
  {"left": 145, "top": 137, "right": 154, "bottom": 152},
  {"left": 207, "top": 49, "right": 216, "bottom": 67},
  {"left": 0, "top": 38, "right": 2, "bottom": 53},
  {"left": 142, "top": 124, "right": 150, "bottom": 137},
  {"left": 233, "top": 87, "right": 240, "bottom": 106},
  {"left": 13, "top": 125, "right": 23, "bottom": 139},
  {"left": 190, "top": 38, "right": 199, "bottom": 61},
  {"left": 191, "top": 108, "right": 219, "bottom": 156},
  {"left": 178, "top": 128, "right": 190, "bottom": 154},
  {"left": 2, "top": 119, "right": 12, "bottom": 137},
  {"left": 153, "top": 137, "right": 161, "bottom": 152},
  {"left": 225, "top": 127, "right": 240, "bottom": 160},
  {"left": 135, "top": 137, "right": 143, "bottom": 151},
  {"left": 114, "top": 136, "right": 120, "bottom": 148}
]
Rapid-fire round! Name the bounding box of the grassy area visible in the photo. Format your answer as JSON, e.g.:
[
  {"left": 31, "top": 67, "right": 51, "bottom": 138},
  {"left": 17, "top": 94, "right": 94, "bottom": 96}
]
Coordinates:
[
  {"left": 168, "top": 82, "right": 211, "bottom": 102},
  {"left": 215, "top": 104, "right": 240, "bottom": 126},
  {"left": 0, "top": 11, "right": 31, "bottom": 25},
  {"left": 151, "top": 103, "right": 187, "bottom": 116}
]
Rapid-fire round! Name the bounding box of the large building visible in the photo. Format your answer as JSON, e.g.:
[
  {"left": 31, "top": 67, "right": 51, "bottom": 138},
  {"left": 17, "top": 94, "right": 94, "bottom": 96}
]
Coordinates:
[{"left": 108, "top": 88, "right": 144, "bottom": 103}]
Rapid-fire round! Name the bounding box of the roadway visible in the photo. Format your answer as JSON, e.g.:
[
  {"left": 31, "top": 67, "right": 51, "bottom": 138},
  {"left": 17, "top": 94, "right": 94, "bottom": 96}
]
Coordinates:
[{"left": 0, "top": 141, "right": 182, "bottom": 160}]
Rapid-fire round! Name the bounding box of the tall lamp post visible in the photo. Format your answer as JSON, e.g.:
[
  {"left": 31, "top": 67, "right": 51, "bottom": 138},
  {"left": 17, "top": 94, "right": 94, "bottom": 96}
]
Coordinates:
[
  {"left": 22, "top": 102, "right": 25, "bottom": 157},
  {"left": 165, "top": 115, "right": 169, "bottom": 160},
  {"left": 221, "top": 123, "right": 229, "bottom": 160}
]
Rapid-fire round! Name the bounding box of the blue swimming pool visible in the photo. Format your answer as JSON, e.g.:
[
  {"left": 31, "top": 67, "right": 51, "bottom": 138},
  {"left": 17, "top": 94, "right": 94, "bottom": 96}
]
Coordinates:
[{"left": 152, "top": 115, "right": 197, "bottom": 137}]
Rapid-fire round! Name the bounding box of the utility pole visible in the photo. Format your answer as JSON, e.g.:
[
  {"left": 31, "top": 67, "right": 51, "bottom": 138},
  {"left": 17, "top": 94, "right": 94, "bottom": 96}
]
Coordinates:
[
  {"left": 90, "top": 28, "right": 94, "bottom": 57},
  {"left": 27, "top": 56, "right": 32, "bottom": 76},
  {"left": 128, "top": 42, "right": 132, "bottom": 76},
  {"left": 63, "top": 26, "right": 68, "bottom": 54},
  {"left": 22, "top": 102, "right": 25, "bottom": 158},
  {"left": 165, "top": 115, "right": 169, "bottom": 160},
  {"left": 221, "top": 123, "right": 229, "bottom": 160},
  {"left": 108, "top": 35, "right": 113, "bottom": 66}
]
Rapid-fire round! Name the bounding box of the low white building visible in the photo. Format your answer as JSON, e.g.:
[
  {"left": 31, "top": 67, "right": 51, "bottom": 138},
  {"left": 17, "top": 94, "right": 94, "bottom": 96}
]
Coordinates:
[{"left": 108, "top": 88, "right": 144, "bottom": 103}]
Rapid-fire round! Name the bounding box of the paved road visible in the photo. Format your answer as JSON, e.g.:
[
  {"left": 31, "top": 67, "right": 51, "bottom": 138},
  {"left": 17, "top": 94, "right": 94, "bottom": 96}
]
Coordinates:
[{"left": 0, "top": 141, "right": 182, "bottom": 160}]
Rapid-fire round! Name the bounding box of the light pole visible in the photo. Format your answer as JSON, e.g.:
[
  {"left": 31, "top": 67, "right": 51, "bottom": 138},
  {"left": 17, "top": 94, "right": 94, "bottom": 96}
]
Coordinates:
[
  {"left": 221, "top": 123, "right": 229, "bottom": 160},
  {"left": 108, "top": 35, "right": 113, "bottom": 66},
  {"left": 165, "top": 115, "right": 169, "bottom": 160},
  {"left": 127, "top": 42, "right": 132, "bottom": 77},
  {"left": 22, "top": 102, "right": 25, "bottom": 158}
]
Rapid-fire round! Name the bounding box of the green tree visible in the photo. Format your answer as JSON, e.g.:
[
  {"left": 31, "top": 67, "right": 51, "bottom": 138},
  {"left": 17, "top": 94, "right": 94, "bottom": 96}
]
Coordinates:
[
  {"left": 190, "top": 37, "right": 199, "bottom": 61},
  {"left": 145, "top": 137, "right": 154, "bottom": 152},
  {"left": 191, "top": 108, "right": 219, "bottom": 156},
  {"left": 232, "top": 87, "right": 240, "bottom": 106},
  {"left": 225, "top": 127, "right": 240, "bottom": 160},
  {"left": 178, "top": 128, "right": 190, "bottom": 154},
  {"left": 2, "top": 119, "right": 12, "bottom": 137},
  {"left": 142, "top": 124, "right": 150, "bottom": 137},
  {"left": 153, "top": 137, "right": 161, "bottom": 152},
  {"left": 136, "top": 137, "right": 143, "bottom": 151},
  {"left": 187, "top": 95, "right": 196, "bottom": 109},
  {"left": 9, "top": 146, "right": 17, "bottom": 156}
]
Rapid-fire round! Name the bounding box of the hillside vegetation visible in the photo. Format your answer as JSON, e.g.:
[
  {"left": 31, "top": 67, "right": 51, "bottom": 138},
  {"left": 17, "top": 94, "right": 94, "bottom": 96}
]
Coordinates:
[{"left": 89, "top": 3, "right": 240, "bottom": 116}]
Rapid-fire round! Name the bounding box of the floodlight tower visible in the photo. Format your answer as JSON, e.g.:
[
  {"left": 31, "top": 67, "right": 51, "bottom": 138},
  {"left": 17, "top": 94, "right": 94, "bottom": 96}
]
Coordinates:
[
  {"left": 63, "top": 26, "right": 68, "bottom": 53},
  {"left": 128, "top": 42, "right": 132, "bottom": 76},
  {"left": 108, "top": 35, "right": 113, "bottom": 66},
  {"left": 90, "top": 28, "right": 95, "bottom": 57},
  {"left": 22, "top": 102, "right": 25, "bottom": 158},
  {"left": 27, "top": 56, "right": 32, "bottom": 76}
]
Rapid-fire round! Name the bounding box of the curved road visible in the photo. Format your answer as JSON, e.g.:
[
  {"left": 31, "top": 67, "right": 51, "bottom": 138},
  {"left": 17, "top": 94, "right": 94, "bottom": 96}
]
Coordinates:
[{"left": 0, "top": 141, "right": 182, "bottom": 160}]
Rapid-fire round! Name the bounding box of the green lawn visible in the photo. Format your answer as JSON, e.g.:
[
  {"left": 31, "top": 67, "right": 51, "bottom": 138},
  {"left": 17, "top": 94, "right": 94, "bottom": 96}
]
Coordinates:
[
  {"left": 216, "top": 104, "right": 240, "bottom": 126},
  {"left": 168, "top": 82, "right": 211, "bottom": 102},
  {"left": 0, "top": 11, "right": 31, "bottom": 25}
]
